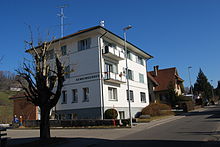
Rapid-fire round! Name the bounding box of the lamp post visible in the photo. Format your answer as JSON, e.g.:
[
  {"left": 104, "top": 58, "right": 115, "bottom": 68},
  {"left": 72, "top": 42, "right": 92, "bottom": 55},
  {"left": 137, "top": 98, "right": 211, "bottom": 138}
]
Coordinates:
[
  {"left": 123, "top": 25, "right": 132, "bottom": 127},
  {"left": 188, "top": 66, "right": 193, "bottom": 96}
]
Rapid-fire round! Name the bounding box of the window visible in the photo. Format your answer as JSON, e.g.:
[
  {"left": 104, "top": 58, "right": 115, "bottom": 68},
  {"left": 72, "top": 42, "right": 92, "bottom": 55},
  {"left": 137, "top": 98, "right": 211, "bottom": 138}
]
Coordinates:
[
  {"left": 66, "top": 114, "right": 72, "bottom": 120},
  {"left": 46, "top": 49, "right": 54, "bottom": 60},
  {"left": 137, "top": 56, "right": 144, "bottom": 65},
  {"left": 64, "top": 65, "right": 70, "bottom": 79},
  {"left": 72, "top": 89, "right": 78, "bottom": 103},
  {"left": 105, "top": 62, "right": 117, "bottom": 73},
  {"left": 61, "top": 45, "right": 67, "bottom": 55},
  {"left": 78, "top": 38, "right": 91, "bottom": 51},
  {"left": 119, "top": 111, "right": 125, "bottom": 119},
  {"left": 139, "top": 73, "right": 144, "bottom": 83},
  {"left": 127, "top": 69, "right": 134, "bottom": 80},
  {"left": 126, "top": 50, "right": 132, "bottom": 60},
  {"left": 83, "top": 88, "right": 89, "bottom": 102},
  {"left": 140, "top": 92, "right": 146, "bottom": 103},
  {"left": 108, "top": 87, "right": 117, "bottom": 101},
  {"left": 103, "top": 40, "right": 116, "bottom": 49},
  {"left": 127, "top": 90, "right": 134, "bottom": 102},
  {"left": 62, "top": 91, "right": 67, "bottom": 104}
]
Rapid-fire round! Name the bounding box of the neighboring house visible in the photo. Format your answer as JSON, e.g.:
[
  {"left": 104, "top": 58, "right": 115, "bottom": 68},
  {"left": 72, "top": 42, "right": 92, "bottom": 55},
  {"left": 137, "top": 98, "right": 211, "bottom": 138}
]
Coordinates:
[
  {"left": 147, "top": 72, "right": 159, "bottom": 103},
  {"left": 9, "top": 93, "right": 40, "bottom": 121},
  {"left": 148, "top": 66, "right": 184, "bottom": 104},
  {"left": 10, "top": 84, "right": 22, "bottom": 92},
  {"left": 28, "top": 26, "right": 153, "bottom": 120}
]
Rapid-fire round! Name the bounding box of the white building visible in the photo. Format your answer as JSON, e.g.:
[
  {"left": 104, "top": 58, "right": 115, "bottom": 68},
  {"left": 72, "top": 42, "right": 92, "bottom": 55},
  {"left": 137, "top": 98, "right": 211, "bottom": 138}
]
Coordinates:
[{"left": 46, "top": 26, "right": 152, "bottom": 119}]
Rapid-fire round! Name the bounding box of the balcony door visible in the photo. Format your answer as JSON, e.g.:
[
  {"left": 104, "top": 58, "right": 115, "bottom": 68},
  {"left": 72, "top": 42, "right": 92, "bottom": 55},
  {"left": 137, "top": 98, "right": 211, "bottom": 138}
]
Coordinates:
[{"left": 104, "top": 62, "right": 117, "bottom": 73}]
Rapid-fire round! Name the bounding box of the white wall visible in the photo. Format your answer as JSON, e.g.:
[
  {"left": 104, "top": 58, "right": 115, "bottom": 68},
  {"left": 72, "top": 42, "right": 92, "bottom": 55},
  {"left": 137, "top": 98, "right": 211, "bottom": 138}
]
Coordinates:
[
  {"left": 100, "top": 37, "right": 150, "bottom": 118},
  {"left": 53, "top": 34, "right": 102, "bottom": 111}
]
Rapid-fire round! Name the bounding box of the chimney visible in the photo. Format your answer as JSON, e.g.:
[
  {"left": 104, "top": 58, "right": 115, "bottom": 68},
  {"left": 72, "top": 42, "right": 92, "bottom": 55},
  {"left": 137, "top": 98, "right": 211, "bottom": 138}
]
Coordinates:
[{"left": 153, "top": 65, "right": 159, "bottom": 77}]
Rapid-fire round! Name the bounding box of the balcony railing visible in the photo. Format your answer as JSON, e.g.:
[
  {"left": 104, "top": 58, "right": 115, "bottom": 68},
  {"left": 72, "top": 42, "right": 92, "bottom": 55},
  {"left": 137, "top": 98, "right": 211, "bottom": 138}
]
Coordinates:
[
  {"left": 103, "top": 46, "right": 125, "bottom": 60},
  {"left": 103, "top": 72, "right": 126, "bottom": 84}
]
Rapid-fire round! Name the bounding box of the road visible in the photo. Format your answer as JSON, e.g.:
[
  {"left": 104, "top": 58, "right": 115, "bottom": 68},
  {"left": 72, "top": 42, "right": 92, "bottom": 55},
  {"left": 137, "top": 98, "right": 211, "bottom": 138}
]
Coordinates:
[{"left": 7, "top": 105, "right": 220, "bottom": 147}]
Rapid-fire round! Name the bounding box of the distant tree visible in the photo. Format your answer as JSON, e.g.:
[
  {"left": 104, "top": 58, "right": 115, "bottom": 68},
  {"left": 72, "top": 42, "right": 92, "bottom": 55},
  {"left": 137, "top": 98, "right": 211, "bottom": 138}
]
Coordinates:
[
  {"left": 193, "top": 69, "right": 212, "bottom": 104},
  {"left": 214, "top": 81, "right": 220, "bottom": 100},
  {"left": 17, "top": 38, "right": 65, "bottom": 139},
  {"left": 0, "top": 71, "right": 16, "bottom": 91},
  {"left": 167, "top": 82, "right": 179, "bottom": 106}
]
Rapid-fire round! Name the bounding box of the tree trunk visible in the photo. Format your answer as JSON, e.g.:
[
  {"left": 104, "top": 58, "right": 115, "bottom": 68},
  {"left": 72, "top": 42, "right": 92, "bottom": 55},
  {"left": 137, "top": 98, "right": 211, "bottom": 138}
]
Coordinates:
[{"left": 40, "top": 106, "right": 51, "bottom": 139}]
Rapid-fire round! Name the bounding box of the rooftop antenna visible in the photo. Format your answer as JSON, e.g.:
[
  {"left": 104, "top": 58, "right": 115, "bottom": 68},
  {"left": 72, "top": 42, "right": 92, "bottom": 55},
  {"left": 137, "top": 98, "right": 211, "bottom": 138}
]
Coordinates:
[
  {"left": 100, "top": 20, "right": 105, "bottom": 27},
  {"left": 57, "top": 5, "right": 68, "bottom": 38}
]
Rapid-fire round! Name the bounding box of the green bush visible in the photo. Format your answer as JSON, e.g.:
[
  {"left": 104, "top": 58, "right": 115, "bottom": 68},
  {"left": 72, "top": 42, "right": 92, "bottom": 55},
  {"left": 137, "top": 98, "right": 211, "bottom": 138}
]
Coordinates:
[
  {"left": 141, "top": 103, "right": 173, "bottom": 117},
  {"left": 104, "top": 109, "right": 118, "bottom": 119}
]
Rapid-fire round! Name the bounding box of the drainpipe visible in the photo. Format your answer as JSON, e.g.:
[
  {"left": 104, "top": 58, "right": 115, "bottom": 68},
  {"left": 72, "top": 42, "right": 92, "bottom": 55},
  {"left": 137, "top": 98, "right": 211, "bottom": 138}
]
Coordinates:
[{"left": 98, "top": 31, "right": 107, "bottom": 120}]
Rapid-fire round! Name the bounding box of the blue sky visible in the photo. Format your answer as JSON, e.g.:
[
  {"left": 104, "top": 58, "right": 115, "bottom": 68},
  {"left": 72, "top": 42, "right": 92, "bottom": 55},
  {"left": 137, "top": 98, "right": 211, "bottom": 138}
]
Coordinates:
[{"left": 0, "top": 0, "right": 219, "bottom": 88}]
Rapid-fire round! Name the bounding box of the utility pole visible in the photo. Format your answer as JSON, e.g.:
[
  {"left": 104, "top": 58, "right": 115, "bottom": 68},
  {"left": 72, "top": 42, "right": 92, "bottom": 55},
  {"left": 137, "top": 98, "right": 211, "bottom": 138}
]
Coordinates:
[
  {"left": 188, "top": 66, "right": 193, "bottom": 95},
  {"left": 57, "top": 5, "right": 68, "bottom": 38},
  {"left": 123, "top": 25, "right": 132, "bottom": 127}
]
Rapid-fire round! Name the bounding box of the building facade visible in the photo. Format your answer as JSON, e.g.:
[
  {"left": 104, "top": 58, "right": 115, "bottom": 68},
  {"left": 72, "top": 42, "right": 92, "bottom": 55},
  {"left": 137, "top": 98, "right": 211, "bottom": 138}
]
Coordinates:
[{"left": 41, "top": 26, "right": 152, "bottom": 119}]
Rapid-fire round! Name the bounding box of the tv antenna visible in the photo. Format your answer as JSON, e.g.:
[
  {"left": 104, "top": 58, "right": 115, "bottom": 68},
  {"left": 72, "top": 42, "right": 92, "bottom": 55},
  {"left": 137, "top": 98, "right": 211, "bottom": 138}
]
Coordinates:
[{"left": 57, "top": 4, "right": 68, "bottom": 38}]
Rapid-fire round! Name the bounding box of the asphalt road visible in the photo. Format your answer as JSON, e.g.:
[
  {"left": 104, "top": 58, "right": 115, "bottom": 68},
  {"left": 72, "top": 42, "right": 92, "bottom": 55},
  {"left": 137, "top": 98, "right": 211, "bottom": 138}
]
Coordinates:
[{"left": 7, "top": 105, "right": 220, "bottom": 147}]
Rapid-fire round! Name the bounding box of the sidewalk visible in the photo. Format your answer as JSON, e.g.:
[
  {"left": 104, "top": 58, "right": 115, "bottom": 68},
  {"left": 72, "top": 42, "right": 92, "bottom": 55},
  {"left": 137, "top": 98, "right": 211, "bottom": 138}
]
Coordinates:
[{"left": 7, "top": 114, "right": 186, "bottom": 146}]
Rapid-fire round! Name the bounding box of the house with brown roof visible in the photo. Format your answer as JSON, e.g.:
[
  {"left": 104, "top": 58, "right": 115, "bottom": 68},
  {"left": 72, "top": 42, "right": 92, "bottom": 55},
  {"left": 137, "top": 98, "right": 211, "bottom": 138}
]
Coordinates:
[
  {"left": 148, "top": 66, "right": 184, "bottom": 104},
  {"left": 147, "top": 72, "right": 159, "bottom": 103},
  {"left": 9, "top": 93, "right": 39, "bottom": 121}
]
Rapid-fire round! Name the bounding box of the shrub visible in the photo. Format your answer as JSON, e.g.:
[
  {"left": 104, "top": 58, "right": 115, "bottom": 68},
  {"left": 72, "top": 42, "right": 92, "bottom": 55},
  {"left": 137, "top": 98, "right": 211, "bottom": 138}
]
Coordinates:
[
  {"left": 178, "top": 101, "right": 194, "bottom": 112},
  {"left": 178, "top": 95, "right": 192, "bottom": 101},
  {"left": 104, "top": 109, "right": 118, "bottom": 119},
  {"left": 141, "top": 103, "right": 173, "bottom": 117}
]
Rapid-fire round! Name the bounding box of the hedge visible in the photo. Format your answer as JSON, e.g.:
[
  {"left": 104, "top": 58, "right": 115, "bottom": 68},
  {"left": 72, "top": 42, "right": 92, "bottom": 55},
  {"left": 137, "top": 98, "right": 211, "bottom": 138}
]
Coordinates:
[
  {"left": 23, "top": 119, "right": 131, "bottom": 128},
  {"left": 141, "top": 103, "right": 173, "bottom": 117}
]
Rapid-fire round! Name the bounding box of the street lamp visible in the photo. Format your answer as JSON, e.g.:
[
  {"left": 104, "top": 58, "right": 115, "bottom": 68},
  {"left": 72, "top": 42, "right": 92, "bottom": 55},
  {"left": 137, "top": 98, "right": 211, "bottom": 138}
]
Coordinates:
[
  {"left": 188, "top": 66, "right": 193, "bottom": 96},
  {"left": 123, "top": 25, "right": 132, "bottom": 127}
]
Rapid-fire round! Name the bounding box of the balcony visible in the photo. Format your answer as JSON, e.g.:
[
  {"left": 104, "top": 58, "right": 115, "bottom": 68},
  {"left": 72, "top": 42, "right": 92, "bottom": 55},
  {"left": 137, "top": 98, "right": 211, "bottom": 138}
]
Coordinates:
[
  {"left": 103, "top": 72, "right": 126, "bottom": 84},
  {"left": 103, "top": 46, "right": 125, "bottom": 60}
]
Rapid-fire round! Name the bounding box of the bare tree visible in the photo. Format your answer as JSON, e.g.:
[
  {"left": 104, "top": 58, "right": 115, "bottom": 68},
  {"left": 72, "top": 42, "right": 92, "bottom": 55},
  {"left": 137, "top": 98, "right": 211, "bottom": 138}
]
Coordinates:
[{"left": 17, "top": 38, "right": 65, "bottom": 139}]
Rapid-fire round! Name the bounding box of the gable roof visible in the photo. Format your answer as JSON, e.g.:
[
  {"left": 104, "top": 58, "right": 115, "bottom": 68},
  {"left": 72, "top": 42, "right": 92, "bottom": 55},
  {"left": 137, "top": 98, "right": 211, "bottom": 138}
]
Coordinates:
[
  {"left": 148, "top": 67, "right": 183, "bottom": 92},
  {"left": 147, "top": 72, "right": 159, "bottom": 86},
  {"left": 26, "top": 26, "right": 153, "bottom": 59}
]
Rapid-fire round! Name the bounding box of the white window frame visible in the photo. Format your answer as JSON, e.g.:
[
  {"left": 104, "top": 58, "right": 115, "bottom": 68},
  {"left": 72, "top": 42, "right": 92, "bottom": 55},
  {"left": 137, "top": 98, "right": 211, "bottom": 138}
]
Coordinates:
[
  {"left": 108, "top": 87, "right": 118, "bottom": 101},
  {"left": 72, "top": 89, "right": 78, "bottom": 103},
  {"left": 61, "top": 45, "right": 67, "bottom": 56},
  {"left": 127, "top": 90, "right": 134, "bottom": 102},
  {"left": 78, "top": 38, "right": 91, "bottom": 51},
  {"left": 139, "top": 73, "right": 144, "bottom": 83},
  {"left": 140, "top": 92, "right": 146, "bottom": 103},
  {"left": 61, "top": 90, "right": 67, "bottom": 104},
  {"left": 128, "top": 69, "right": 134, "bottom": 80},
  {"left": 83, "top": 87, "right": 89, "bottom": 102}
]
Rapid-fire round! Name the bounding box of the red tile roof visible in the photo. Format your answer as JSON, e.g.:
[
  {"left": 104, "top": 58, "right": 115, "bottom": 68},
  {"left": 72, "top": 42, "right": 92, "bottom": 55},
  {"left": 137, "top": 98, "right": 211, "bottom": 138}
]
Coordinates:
[
  {"left": 147, "top": 72, "right": 159, "bottom": 86},
  {"left": 148, "top": 67, "right": 183, "bottom": 92}
]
